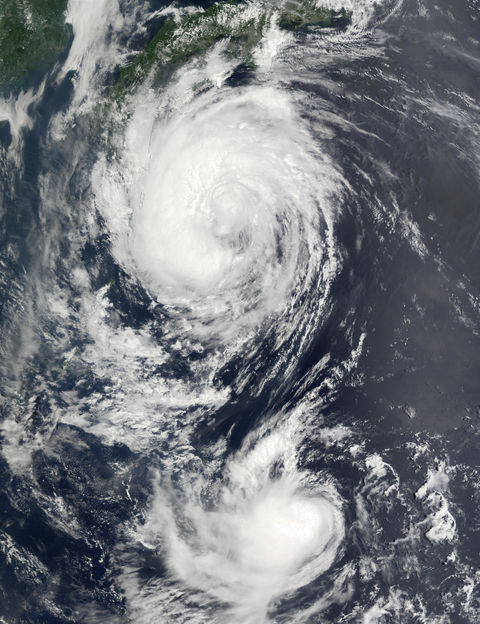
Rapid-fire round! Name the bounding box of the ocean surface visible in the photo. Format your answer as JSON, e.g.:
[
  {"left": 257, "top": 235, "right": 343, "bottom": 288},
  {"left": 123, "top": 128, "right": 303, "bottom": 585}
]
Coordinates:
[{"left": 0, "top": 0, "right": 479, "bottom": 622}]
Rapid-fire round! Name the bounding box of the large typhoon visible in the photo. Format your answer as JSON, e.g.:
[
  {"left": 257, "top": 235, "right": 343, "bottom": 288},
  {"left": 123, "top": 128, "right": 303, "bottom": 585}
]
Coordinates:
[{"left": 0, "top": 0, "right": 479, "bottom": 623}]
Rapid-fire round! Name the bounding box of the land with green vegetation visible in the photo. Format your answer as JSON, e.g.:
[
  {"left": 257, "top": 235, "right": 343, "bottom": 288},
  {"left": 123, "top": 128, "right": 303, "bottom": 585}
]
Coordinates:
[
  {"left": 278, "top": 1, "right": 351, "bottom": 31},
  {"left": 0, "top": 0, "right": 71, "bottom": 96},
  {"left": 112, "top": 0, "right": 263, "bottom": 96},
  {"left": 0, "top": 0, "right": 351, "bottom": 100},
  {"left": 112, "top": 0, "right": 351, "bottom": 97}
]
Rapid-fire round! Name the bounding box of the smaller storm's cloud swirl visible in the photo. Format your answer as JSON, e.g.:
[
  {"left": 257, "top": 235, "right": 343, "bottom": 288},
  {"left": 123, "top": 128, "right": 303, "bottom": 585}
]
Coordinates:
[{"left": 135, "top": 429, "right": 345, "bottom": 623}]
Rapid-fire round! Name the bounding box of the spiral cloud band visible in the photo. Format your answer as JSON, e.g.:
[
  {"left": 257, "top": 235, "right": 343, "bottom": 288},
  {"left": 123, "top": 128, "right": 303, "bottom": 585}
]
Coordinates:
[{"left": 93, "top": 86, "right": 341, "bottom": 350}]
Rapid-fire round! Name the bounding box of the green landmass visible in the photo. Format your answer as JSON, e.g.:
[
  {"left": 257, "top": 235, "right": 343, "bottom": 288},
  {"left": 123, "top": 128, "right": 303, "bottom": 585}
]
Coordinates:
[
  {"left": 0, "top": 0, "right": 351, "bottom": 101},
  {"left": 112, "top": 0, "right": 263, "bottom": 96},
  {"left": 278, "top": 1, "right": 352, "bottom": 31},
  {"left": 112, "top": 0, "right": 351, "bottom": 98},
  {"left": 0, "top": 0, "right": 71, "bottom": 96}
]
